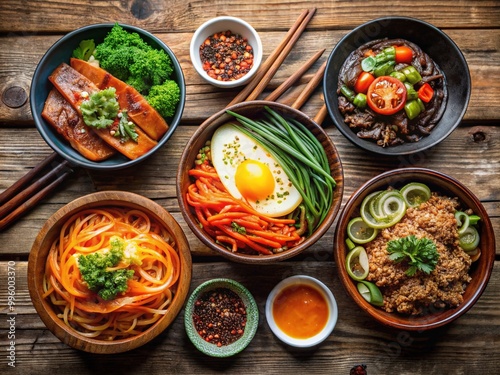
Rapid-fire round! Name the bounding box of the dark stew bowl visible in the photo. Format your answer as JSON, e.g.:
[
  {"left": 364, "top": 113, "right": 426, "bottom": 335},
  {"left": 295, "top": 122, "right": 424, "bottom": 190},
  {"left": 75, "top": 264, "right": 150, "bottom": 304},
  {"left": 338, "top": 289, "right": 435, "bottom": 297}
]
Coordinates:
[
  {"left": 323, "top": 16, "right": 470, "bottom": 155},
  {"left": 334, "top": 168, "right": 495, "bottom": 330},
  {"left": 30, "top": 23, "right": 186, "bottom": 170}
]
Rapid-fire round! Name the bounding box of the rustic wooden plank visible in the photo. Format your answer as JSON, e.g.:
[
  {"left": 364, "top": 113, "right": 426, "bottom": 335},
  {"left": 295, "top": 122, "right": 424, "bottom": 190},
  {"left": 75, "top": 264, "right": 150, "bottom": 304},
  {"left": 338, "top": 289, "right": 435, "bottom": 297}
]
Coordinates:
[
  {"left": 0, "top": 28, "right": 499, "bottom": 124},
  {"left": 0, "top": 261, "right": 499, "bottom": 374},
  {"left": 0, "top": 125, "right": 498, "bottom": 258},
  {"left": 1, "top": 0, "right": 499, "bottom": 33}
]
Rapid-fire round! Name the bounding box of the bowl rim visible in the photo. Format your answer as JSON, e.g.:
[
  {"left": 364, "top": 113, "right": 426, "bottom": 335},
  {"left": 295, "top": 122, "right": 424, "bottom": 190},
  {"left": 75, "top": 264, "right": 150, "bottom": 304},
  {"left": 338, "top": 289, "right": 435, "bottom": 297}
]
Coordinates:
[
  {"left": 189, "top": 16, "right": 263, "bottom": 88},
  {"left": 184, "top": 278, "right": 259, "bottom": 357},
  {"left": 265, "top": 275, "right": 338, "bottom": 347},
  {"left": 323, "top": 16, "right": 471, "bottom": 156},
  {"left": 334, "top": 167, "right": 496, "bottom": 330},
  {"left": 176, "top": 100, "right": 344, "bottom": 264},
  {"left": 27, "top": 190, "right": 193, "bottom": 353},
  {"left": 30, "top": 22, "right": 186, "bottom": 171}
]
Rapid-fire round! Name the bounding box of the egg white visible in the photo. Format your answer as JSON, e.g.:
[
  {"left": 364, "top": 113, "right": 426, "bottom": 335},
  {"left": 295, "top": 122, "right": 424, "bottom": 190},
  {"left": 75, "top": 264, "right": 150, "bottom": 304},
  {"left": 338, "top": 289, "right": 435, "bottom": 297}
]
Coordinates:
[{"left": 210, "top": 123, "right": 302, "bottom": 217}]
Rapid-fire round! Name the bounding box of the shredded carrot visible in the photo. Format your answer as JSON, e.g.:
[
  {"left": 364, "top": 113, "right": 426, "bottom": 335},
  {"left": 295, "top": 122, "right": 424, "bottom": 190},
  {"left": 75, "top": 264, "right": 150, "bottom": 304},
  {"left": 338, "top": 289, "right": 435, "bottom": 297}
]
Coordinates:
[
  {"left": 43, "top": 207, "right": 181, "bottom": 340},
  {"left": 186, "top": 162, "right": 303, "bottom": 255}
]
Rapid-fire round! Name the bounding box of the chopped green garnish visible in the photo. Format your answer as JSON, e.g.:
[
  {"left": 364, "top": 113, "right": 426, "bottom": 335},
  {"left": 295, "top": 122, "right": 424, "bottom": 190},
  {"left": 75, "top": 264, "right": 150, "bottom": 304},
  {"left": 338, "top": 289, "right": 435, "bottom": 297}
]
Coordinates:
[
  {"left": 386, "top": 235, "right": 439, "bottom": 276},
  {"left": 116, "top": 110, "right": 138, "bottom": 143},
  {"left": 80, "top": 87, "right": 119, "bottom": 129},
  {"left": 77, "top": 236, "right": 134, "bottom": 300}
]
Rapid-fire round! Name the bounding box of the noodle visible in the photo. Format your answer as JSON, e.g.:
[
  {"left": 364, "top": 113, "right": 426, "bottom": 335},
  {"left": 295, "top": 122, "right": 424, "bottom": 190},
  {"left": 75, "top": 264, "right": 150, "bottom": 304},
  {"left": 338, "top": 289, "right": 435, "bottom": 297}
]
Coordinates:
[{"left": 43, "top": 207, "right": 181, "bottom": 340}]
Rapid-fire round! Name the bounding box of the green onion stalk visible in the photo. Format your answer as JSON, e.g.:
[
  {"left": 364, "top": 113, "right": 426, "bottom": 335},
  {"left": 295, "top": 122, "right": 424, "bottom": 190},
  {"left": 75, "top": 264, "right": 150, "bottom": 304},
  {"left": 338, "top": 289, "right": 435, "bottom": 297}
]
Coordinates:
[{"left": 226, "top": 107, "right": 336, "bottom": 236}]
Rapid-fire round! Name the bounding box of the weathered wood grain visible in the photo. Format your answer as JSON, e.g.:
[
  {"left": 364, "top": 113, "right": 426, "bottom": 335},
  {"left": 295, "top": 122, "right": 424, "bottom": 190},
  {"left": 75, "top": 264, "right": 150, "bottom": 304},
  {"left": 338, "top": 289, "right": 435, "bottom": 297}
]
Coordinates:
[
  {"left": 0, "top": 261, "right": 499, "bottom": 374},
  {"left": 1, "top": 0, "right": 500, "bottom": 33}
]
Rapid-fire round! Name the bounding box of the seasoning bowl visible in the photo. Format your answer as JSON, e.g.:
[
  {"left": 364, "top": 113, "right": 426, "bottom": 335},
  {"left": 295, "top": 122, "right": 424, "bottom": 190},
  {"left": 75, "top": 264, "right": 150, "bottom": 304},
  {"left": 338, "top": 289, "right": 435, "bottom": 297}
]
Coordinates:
[
  {"left": 190, "top": 16, "right": 263, "bottom": 88},
  {"left": 184, "top": 278, "right": 259, "bottom": 357},
  {"left": 27, "top": 191, "right": 192, "bottom": 353},
  {"left": 176, "top": 100, "right": 344, "bottom": 264},
  {"left": 265, "top": 275, "right": 338, "bottom": 348},
  {"left": 323, "top": 16, "right": 470, "bottom": 155},
  {"left": 334, "top": 168, "right": 495, "bottom": 330},
  {"left": 30, "top": 23, "right": 186, "bottom": 170}
]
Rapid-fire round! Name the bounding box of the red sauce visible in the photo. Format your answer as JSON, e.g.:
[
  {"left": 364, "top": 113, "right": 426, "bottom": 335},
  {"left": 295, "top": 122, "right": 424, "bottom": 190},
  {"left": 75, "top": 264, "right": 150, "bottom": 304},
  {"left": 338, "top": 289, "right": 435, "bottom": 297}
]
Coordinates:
[{"left": 272, "top": 284, "right": 329, "bottom": 339}]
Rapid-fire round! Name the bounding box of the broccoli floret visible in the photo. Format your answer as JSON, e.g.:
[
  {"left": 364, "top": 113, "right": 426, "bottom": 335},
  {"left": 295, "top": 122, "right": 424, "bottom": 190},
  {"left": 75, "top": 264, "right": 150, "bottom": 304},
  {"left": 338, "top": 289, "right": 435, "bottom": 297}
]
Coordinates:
[
  {"left": 129, "top": 48, "right": 174, "bottom": 88},
  {"left": 77, "top": 236, "right": 134, "bottom": 300},
  {"left": 91, "top": 23, "right": 180, "bottom": 119},
  {"left": 95, "top": 46, "right": 137, "bottom": 81},
  {"left": 146, "top": 80, "right": 181, "bottom": 118}
]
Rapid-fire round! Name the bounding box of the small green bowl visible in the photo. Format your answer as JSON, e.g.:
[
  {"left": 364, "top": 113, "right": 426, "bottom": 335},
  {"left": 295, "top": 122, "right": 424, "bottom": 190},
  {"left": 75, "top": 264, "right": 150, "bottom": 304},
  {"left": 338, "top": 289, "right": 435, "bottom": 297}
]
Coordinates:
[{"left": 184, "top": 278, "right": 259, "bottom": 357}]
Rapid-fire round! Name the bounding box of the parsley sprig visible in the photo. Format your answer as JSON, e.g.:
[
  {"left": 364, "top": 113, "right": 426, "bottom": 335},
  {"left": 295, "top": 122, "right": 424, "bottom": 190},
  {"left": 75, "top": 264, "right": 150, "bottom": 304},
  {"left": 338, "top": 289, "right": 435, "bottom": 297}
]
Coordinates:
[{"left": 386, "top": 235, "right": 439, "bottom": 276}]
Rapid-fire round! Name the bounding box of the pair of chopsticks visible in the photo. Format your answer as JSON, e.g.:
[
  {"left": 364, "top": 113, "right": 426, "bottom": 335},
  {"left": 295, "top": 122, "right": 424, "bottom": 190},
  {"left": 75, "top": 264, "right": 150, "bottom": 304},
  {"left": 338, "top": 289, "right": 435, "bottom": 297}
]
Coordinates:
[
  {"left": 227, "top": 8, "right": 328, "bottom": 124},
  {"left": 0, "top": 152, "right": 73, "bottom": 231}
]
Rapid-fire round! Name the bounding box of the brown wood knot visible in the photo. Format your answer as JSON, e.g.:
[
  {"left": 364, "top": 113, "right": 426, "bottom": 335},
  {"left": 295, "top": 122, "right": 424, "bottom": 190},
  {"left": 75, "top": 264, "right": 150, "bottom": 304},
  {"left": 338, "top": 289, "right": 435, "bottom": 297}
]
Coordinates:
[
  {"left": 130, "top": 0, "right": 154, "bottom": 20},
  {"left": 468, "top": 126, "right": 490, "bottom": 143},
  {"left": 2, "top": 86, "right": 28, "bottom": 108}
]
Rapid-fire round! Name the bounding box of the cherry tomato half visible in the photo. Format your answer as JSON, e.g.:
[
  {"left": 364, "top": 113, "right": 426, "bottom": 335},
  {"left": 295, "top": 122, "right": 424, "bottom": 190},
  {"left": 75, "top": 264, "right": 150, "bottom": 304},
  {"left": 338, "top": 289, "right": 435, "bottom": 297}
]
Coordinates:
[
  {"left": 367, "top": 76, "right": 407, "bottom": 115},
  {"left": 395, "top": 45, "right": 414, "bottom": 64},
  {"left": 354, "top": 71, "right": 375, "bottom": 94}
]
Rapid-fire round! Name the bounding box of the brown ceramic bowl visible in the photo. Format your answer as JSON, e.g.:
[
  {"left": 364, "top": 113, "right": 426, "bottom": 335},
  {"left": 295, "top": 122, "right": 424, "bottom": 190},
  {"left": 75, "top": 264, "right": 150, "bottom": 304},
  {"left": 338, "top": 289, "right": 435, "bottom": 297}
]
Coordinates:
[
  {"left": 334, "top": 168, "right": 495, "bottom": 330},
  {"left": 28, "top": 191, "right": 192, "bottom": 353},
  {"left": 177, "top": 100, "right": 344, "bottom": 264}
]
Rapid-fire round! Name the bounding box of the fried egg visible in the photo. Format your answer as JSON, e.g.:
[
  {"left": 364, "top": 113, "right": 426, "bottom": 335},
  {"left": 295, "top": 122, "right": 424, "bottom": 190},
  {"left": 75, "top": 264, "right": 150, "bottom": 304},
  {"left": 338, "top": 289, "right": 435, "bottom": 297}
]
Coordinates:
[{"left": 210, "top": 123, "right": 302, "bottom": 217}]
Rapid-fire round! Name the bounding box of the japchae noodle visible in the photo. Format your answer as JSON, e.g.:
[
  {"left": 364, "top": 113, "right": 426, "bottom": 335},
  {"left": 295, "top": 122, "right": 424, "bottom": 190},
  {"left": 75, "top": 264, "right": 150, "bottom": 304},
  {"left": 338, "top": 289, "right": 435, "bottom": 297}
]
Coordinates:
[{"left": 42, "top": 207, "right": 180, "bottom": 340}]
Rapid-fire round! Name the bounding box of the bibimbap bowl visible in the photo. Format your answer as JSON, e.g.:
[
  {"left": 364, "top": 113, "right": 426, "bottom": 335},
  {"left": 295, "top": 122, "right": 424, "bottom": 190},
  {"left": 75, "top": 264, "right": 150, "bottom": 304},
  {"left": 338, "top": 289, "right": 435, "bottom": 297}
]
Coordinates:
[
  {"left": 323, "top": 16, "right": 470, "bottom": 155},
  {"left": 176, "top": 101, "right": 344, "bottom": 264},
  {"left": 334, "top": 168, "right": 495, "bottom": 330}
]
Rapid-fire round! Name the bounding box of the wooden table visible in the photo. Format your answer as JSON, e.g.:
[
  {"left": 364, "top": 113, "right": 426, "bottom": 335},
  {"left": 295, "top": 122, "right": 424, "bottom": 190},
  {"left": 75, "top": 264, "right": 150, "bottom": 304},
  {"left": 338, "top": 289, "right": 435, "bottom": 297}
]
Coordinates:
[{"left": 1, "top": 1, "right": 499, "bottom": 373}]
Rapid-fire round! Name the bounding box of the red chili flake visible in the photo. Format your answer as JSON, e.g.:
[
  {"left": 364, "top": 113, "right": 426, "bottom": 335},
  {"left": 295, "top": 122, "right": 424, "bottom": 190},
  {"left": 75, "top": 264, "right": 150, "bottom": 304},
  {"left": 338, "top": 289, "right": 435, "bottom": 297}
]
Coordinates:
[
  {"left": 192, "top": 287, "right": 247, "bottom": 346},
  {"left": 199, "top": 30, "right": 254, "bottom": 82}
]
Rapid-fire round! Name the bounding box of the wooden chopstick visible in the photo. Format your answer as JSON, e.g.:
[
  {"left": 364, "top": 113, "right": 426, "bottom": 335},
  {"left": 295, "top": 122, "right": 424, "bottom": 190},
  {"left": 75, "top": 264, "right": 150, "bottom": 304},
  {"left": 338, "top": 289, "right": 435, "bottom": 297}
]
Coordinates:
[
  {"left": 244, "top": 8, "right": 317, "bottom": 102},
  {"left": 0, "top": 155, "right": 73, "bottom": 231},
  {"left": 313, "top": 103, "right": 328, "bottom": 126},
  {"left": 226, "top": 8, "right": 316, "bottom": 107},
  {"left": 0, "top": 152, "right": 59, "bottom": 205},
  {"left": 264, "top": 49, "right": 325, "bottom": 102},
  {"left": 291, "top": 60, "right": 326, "bottom": 110}
]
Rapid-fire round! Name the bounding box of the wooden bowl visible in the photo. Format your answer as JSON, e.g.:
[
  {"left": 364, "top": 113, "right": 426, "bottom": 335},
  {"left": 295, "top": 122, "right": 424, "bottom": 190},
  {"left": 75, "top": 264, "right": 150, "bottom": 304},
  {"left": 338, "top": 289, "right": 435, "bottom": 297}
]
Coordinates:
[
  {"left": 28, "top": 191, "right": 192, "bottom": 353},
  {"left": 334, "top": 168, "right": 495, "bottom": 330},
  {"left": 176, "top": 100, "right": 344, "bottom": 264}
]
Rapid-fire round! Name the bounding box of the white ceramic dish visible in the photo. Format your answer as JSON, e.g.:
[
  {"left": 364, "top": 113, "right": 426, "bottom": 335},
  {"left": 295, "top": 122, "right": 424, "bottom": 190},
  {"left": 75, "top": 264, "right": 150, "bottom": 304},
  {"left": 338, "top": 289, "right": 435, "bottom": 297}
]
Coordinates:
[
  {"left": 189, "top": 16, "right": 262, "bottom": 88},
  {"left": 265, "top": 275, "right": 338, "bottom": 348}
]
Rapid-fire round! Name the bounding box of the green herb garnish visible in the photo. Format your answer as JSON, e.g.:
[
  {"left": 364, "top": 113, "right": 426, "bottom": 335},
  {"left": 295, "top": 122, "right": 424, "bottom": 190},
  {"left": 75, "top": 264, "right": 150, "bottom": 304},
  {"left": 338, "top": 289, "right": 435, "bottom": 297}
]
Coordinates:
[
  {"left": 116, "top": 110, "right": 138, "bottom": 143},
  {"left": 72, "top": 39, "right": 95, "bottom": 61},
  {"left": 80, "top": 87, "right": 119, "bottom": 129},
  {"left": 77, "top": 236, "right": 134, "bottom": 300},
  {"left": 386, "top": 235, "right": 439, "bottom": 276}
]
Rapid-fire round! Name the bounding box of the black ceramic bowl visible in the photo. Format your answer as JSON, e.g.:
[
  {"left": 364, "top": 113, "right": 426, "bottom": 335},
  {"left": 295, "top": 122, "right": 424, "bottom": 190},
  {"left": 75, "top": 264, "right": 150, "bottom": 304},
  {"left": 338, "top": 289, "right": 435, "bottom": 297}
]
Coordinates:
[
  {"left": 30, "top": 23, "right": 186, "bottom": 170},
  {"left": 323, "top": 17, "right": 470, "bottom": 155}
]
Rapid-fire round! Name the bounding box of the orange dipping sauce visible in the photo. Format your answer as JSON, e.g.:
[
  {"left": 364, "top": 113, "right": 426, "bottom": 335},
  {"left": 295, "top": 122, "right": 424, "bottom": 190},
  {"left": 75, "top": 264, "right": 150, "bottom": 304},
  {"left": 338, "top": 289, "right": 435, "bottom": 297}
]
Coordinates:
[{"left": 272, "top": 283, "right": 329, "bottom": 339}]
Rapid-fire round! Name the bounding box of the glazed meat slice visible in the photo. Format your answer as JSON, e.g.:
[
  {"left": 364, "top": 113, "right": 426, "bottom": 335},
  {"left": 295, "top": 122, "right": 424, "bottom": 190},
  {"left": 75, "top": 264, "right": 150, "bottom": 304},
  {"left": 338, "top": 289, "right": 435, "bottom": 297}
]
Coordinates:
[
  {"left": 42, "top": 89, "right": 116, "bottom": 161},
  {"left": 70, "top": 58, "right": 169, "bottom": 141},
  {"left": 48, "top": 63, "right": 157, "bottom": 160}
]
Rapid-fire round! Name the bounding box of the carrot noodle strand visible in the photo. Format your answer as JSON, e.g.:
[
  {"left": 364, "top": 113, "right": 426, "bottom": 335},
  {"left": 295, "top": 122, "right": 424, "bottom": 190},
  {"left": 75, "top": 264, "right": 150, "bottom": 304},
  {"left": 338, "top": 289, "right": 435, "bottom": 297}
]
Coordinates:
[{"left": 43, "top": 207, "right": 181, "bottom": 340}]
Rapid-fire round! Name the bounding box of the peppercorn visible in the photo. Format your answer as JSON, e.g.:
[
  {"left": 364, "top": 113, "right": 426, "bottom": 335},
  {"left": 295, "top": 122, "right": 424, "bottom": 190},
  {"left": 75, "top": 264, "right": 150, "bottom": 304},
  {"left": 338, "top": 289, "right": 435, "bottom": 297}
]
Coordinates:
[
  {"left": 192, "top": 287, "right": 247, "bottom": 346},
  {"left": 199, "top": 30, "right": 254, "bottom": 82}
]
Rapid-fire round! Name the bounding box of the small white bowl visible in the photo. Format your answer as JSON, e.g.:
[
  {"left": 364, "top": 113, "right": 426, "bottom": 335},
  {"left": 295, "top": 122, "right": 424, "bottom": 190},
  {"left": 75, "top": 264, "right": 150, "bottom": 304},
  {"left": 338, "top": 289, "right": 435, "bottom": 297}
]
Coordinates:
[
  {"left": 265, "top": 275, "right": 338, "bottom": 348},
  {"left": 189, "top": 16, "right": 263, "bottom": 88}
]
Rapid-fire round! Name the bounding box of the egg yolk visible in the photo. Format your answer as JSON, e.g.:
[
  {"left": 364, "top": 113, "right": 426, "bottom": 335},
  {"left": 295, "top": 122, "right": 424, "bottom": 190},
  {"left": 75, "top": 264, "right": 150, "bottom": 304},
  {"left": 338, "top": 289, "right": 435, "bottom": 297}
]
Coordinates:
[{"left": 235, "top": 159, "right": 275, "bottom": 201}]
